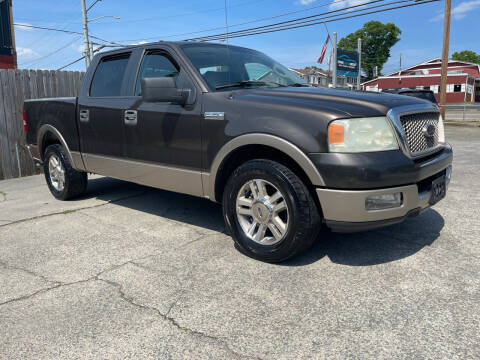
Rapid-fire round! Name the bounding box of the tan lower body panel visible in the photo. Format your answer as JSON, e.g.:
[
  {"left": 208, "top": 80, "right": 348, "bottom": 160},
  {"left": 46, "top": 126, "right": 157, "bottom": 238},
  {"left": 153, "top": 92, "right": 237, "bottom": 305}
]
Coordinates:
[
  {"left": 316, "top": 184, "right": 432, "bottom": 223},
  {"left": 82, "top": 153, "right": 204, "bottom": 198}
]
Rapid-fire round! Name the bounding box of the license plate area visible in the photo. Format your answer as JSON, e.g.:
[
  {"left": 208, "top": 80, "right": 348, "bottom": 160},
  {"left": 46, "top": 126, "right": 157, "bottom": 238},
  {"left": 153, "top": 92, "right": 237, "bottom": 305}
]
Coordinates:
[{"left": 429, "top": 175, "right": 446, "bottom": 205}]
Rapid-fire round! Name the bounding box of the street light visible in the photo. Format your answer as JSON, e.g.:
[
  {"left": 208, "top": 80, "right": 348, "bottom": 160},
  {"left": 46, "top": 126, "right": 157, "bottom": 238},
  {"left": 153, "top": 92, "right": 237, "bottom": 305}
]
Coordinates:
[
  {"left": 81, "top": 0, "right": 119, "bottom": 68},
  {"left": 88, "top": 15, "right": 120, "bottom": 23}
]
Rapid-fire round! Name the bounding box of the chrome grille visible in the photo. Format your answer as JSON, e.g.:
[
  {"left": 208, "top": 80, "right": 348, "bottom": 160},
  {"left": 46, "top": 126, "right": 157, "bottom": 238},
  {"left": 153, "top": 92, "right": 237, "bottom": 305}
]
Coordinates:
[{"left": 400, "top": 112, "right": 439, "bottom": 155}]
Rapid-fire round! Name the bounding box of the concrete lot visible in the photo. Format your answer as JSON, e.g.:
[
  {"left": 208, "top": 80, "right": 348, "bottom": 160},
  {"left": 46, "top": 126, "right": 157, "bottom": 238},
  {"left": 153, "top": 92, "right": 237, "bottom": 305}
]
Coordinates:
[{"left": 0, "top": 126, "right": 479, "bottom": 359}]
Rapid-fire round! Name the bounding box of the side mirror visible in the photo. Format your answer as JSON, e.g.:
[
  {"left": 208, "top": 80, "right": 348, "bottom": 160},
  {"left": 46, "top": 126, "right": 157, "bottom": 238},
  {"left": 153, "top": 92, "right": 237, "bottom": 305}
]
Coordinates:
[{"left": 141, "top": 77, "right": 188, "bottom": 105}]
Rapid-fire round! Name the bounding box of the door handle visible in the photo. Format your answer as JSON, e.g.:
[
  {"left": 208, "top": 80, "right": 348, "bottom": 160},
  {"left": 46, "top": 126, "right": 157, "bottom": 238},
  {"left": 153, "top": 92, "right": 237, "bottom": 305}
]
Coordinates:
[
  {"left": 79, "top": 109, "right": 89, "bottom": 123},
  {"left": 124, "top": 110, "right": 137, "bottom": 126}
]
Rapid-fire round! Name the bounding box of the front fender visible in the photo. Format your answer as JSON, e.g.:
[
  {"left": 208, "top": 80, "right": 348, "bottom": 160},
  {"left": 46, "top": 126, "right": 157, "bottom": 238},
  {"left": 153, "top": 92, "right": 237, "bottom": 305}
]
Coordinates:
[{"left": 203, "top": 133, "right": 325, "bottom": 201}]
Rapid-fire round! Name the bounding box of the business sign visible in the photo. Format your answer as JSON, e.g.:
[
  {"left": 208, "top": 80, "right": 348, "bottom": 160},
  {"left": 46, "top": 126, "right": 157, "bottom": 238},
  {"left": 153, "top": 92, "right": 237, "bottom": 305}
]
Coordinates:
[{"left": 336, "top": 49, "right": 359, "bottom": 77}]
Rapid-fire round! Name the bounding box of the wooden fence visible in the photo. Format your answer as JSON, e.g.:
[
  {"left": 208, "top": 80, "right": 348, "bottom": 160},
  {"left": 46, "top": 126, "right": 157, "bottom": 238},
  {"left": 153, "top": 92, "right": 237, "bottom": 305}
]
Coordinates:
[{"left": 0, "top": 69, "right": 84, "bottom": 180}]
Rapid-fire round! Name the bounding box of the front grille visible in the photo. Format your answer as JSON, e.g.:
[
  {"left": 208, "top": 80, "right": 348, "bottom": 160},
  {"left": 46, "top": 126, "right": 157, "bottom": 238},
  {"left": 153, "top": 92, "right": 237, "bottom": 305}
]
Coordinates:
[{"left": 400, "top": 112, "right": 439, "bottom": 155}]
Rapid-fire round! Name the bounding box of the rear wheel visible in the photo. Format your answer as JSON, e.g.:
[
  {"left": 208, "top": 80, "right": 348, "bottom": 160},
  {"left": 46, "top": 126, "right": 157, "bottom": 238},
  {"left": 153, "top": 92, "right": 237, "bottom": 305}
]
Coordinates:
[
  {"left": 43, "top": 144, "right": 87, "bottom": 200},
  {"left": 223, "top": 159, "right": 321, "bottom": 263}
]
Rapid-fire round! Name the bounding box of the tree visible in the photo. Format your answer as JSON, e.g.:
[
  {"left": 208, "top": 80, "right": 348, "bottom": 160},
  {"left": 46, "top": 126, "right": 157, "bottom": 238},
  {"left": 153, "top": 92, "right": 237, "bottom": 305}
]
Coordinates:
[
  {"left": 452, "top": 50, "right": 480, "bottom": 64},
  {"left": 338, "top": 21, "right": 401, "bottom": 80},
  {"left": 304, "top": 65, "right": 325, "bottom": 71}
]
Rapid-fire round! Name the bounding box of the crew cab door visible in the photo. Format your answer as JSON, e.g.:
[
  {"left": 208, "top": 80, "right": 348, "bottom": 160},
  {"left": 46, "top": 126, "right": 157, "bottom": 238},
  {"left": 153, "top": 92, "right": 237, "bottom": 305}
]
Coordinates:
[
  {"left": 121, "top": 47, "right": 203, "bottom": 196},
  {"left": 77, "top": 52, "right": 133, "bottom": 174}
]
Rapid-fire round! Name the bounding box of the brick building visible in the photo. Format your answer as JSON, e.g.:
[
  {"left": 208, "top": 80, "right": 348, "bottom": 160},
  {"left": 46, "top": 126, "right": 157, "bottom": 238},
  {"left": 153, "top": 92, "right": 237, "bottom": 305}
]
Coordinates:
[{"left": 362, "top": 58, "right": 480, "bottom": 103}]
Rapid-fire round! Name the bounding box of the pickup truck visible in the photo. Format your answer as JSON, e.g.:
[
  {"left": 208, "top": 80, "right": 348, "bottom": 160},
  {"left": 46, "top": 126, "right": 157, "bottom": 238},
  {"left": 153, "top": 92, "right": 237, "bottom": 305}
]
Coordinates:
[{"left": 24, "top": 41, "right": 453, "bottom": 262}]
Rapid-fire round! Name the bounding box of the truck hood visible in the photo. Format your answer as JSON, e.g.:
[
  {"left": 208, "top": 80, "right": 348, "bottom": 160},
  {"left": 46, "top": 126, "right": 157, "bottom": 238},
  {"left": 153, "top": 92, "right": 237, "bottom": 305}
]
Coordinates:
[{"left": 236, "top": 86, "right": 436, "bottom": 118}]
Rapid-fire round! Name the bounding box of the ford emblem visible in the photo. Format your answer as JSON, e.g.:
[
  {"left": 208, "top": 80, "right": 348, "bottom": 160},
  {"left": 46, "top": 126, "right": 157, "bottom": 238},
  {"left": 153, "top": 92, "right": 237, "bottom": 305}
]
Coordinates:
[{"left": 422, "top": 124, "right": 436, "bottom": 138}]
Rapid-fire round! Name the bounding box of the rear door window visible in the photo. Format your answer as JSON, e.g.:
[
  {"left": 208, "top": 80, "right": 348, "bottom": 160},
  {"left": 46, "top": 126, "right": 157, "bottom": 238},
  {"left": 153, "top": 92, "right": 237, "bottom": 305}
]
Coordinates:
[{"left": 90, "top": 54, "right": 130, "bottom": 97}]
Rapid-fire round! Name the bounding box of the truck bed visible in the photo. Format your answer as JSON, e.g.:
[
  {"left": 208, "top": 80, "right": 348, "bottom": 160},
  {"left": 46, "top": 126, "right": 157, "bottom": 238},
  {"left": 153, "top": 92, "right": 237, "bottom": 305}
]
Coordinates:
[{"left": 24, "top": 97, "right": 81, "bottom": 159}]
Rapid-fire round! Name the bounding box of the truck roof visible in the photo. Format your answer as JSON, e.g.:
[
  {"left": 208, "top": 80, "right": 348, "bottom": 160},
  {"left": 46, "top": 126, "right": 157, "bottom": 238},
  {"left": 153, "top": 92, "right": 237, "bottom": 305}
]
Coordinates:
[{"left": 96, "top": 41, "right": 251, "bottom": 58}]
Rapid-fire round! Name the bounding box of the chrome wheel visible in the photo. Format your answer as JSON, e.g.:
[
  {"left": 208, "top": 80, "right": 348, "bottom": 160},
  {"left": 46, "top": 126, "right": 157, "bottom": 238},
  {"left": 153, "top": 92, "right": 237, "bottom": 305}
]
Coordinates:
[
  {"left": 48, "top": 154, "right": 65, "bottom": 191},
  {"left": 236, "top": 179, "right": 289, "bottom": 245}
]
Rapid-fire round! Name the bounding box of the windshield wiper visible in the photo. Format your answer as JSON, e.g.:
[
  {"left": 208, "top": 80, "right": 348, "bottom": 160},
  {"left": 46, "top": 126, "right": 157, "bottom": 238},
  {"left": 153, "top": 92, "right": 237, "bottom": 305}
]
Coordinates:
[
  {"left": 289, "top": 83, "right": 310, "bottom": 87},
  {"left": 271, "top": 82, "right": 310, "bottom": 88},
  {"left": 216, "top": 80, "right": 267, "bottom": 90}
]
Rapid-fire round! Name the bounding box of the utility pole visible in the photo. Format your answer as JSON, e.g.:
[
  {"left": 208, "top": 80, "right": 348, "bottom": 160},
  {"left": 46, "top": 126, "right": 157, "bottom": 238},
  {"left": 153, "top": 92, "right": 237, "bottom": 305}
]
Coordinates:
[
  {"left": 357, "top": 37, "right": 361, "bottom": 90},
  {"left": 81, "top": 0, "right": 91, "bottom": 68},
  {"left": 440, "top": 0, "right": 452, "bottom": 119},
  {"left": 332, "top": 32, "right": 337, "bottom": 88}
]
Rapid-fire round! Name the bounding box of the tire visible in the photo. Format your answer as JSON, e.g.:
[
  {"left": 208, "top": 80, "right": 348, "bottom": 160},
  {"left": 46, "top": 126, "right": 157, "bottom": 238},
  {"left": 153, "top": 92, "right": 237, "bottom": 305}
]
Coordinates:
[
  {"left": 43, "top": 144, "right": 88, "bottom": 200},
  {"left": 222, "top": 159, "right": 321, "bottom": 263}
]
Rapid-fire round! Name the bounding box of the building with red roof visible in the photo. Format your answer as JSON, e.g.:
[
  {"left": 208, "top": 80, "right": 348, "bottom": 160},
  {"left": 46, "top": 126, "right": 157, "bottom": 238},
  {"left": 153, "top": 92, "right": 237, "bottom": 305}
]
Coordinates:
[{"left": 362, "top": 58, "right": 480, "bottom": 103}]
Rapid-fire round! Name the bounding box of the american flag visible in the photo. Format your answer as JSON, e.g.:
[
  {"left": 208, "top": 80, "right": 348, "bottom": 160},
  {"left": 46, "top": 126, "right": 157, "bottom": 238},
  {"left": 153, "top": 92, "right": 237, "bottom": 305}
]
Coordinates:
[{"left": 317, "top": 35, "right": 330, "bottom": 64}]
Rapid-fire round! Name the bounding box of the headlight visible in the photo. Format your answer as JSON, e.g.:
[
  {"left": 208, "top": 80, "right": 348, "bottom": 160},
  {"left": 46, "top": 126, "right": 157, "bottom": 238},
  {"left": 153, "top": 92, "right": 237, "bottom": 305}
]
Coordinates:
[
  {"left": 328, "top": 117, "right": 399, "bottom": 153},
  {"left": 438, "top": 115, "right": 445, "bottom": 143}
]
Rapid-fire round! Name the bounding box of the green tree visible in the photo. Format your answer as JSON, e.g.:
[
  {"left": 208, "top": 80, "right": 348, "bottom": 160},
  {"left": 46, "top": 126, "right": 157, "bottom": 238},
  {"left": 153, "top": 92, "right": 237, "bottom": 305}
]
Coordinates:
[
  {"left": 452, "top": 50, "right": 480, "bottom": 64},
  {"left": 338, "top": 21, "right": 401, "bottom": 80}
]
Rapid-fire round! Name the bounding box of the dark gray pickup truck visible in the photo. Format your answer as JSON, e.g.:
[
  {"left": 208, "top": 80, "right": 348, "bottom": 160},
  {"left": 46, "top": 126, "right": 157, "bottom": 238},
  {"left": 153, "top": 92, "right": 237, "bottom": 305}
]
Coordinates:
[{"left": 24, "top": 41, "right": 452, "bottom": 262}]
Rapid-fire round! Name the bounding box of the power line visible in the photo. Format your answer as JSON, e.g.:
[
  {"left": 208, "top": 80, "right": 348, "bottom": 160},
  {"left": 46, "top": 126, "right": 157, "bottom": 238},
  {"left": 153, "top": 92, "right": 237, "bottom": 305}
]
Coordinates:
[
  {"left": 185, "top": 0, "right": 438, "bottom": 42},
  {"left": 55, "top": 0, "right": 438, "bottom": 70},
  {"left": 13, "top": 23, "right": 123, "bottom": 47},
  {"left": 57, "top": 56, "right": 85, "bottom": 71},
  {"left": 104, "top": 0, "right": 266, "bottom": 25},
  {"left": 112, "top": 0, "right": 354, "bottom": 42},
  {"left": 185, "top": 0, "right": 389, "bottom": 41},
  {"left": 19, "top": 36, "right": 82, "bottom": 68},
  {"left": 56, "top": 45, "right": 106, "bottom": 71}
]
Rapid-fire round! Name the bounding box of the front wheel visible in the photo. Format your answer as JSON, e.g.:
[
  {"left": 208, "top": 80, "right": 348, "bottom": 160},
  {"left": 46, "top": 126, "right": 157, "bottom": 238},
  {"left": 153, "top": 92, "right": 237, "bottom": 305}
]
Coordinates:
[
  {"left": 222, "top": 159, "right": 321, "bottom": 263},
  {"left": 43, "top": 144, "right": 88, "bottom": 200}
]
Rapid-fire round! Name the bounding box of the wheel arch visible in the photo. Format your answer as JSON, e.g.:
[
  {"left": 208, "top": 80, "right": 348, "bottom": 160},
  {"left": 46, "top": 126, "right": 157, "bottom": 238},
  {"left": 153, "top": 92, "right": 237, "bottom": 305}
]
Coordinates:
[
  {"left": 38, "top": 125, "right": 76, "bottom": 166},
  {"left": 206, "top": 134, "right": 325, "bottom": 202}
]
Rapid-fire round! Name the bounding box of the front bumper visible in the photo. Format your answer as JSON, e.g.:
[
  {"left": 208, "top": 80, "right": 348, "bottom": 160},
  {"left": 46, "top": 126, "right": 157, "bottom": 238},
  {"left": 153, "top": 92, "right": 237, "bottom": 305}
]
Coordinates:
[
  {"left": 316, "top": 163, "right": 452, "bottom": 233},
  {"left": 317, "top": 182, "right": 436, "bottom": 232}
]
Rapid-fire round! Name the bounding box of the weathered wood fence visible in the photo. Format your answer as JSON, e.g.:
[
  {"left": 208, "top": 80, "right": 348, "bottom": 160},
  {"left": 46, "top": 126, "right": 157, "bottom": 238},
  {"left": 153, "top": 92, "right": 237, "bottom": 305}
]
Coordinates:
[{"left": 0, "top": 69, "right": 84, "bottom": 180}]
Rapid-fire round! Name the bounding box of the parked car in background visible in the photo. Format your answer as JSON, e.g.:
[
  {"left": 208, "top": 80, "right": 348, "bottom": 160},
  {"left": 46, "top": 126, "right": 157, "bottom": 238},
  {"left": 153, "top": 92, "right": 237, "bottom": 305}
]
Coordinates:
[
  {"left": 382, "top": 88, "right": 439, "bottom": 105},
  {"left": 23, "top": 42, "right": 452, "bottom": 262}
]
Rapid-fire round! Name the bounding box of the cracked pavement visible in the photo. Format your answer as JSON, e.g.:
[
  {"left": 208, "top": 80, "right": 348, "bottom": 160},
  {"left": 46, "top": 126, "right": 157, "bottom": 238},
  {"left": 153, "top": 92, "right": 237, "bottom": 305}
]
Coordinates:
[{"left": 0, "top": 126, "right": 479, "bottom": 359}]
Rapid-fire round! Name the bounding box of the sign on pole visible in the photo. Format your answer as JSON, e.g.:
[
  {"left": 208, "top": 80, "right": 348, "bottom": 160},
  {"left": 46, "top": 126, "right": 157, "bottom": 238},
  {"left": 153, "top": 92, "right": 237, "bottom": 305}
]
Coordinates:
[{"left": 336, "top": 49, "right": 359, "bottom": 77}]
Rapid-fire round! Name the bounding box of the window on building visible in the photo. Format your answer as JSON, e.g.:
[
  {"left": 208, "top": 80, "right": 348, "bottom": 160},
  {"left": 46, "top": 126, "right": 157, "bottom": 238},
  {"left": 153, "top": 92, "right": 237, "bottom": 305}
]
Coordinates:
[
  {"left": 423, "top": 86, "right": 430, "bottom": 90},
  {"left": 454, "top": 84, "right": 462, "bottom": 92},
  {"left": 90, "top": 54, "right": 130, "bottom": 97}
]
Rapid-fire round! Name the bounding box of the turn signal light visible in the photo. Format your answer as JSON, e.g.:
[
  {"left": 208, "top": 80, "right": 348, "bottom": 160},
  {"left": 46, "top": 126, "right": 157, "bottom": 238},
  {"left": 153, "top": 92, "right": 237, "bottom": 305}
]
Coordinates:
[
  {"left": 328, "top": 123, "right": 344, "bottom": 144},
  {"left": 23, "top": 110, "right": 28, "bottom": 133}
]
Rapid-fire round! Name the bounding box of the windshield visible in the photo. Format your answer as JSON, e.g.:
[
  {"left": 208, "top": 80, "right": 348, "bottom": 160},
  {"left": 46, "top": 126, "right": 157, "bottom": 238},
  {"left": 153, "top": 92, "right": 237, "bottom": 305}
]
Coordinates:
[{"left": 181, "top": 43, "right": 308, "bottom": 91}]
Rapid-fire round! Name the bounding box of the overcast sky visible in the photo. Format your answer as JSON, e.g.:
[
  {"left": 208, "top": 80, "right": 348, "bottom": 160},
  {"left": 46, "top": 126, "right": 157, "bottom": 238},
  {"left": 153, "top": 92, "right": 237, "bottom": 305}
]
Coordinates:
[{"left": 12, "top": 0, "right": 480, "bottom": 73}]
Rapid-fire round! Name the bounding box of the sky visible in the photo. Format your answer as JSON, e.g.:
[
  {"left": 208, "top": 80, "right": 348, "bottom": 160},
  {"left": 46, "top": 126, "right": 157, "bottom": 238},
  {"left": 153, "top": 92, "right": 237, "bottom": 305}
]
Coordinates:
[{"left": 11, "top": 0, "right": 480, "bottom": 74}]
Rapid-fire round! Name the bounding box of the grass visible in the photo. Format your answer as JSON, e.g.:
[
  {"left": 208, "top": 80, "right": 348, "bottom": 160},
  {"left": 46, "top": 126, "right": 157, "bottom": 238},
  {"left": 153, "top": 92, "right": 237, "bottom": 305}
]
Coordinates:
[{"left": 62, "top": 209, "right": 77, "bottom": 215}]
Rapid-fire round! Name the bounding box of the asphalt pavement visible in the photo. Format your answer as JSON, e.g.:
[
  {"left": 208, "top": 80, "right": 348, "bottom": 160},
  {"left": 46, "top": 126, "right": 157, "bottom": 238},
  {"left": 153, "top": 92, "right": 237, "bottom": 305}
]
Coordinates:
[{"left": 0, "top": 126, "right": 479, "bottom": 359}]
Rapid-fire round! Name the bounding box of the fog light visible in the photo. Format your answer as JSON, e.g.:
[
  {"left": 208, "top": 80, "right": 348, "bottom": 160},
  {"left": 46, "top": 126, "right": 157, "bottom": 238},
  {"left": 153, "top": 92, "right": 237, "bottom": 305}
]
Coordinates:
[
  {"left": 365, "top": 193, "right": 403, "bottom": 210},
  {"left": 446, "top": 165, "right": 452, "bottom": 185}
]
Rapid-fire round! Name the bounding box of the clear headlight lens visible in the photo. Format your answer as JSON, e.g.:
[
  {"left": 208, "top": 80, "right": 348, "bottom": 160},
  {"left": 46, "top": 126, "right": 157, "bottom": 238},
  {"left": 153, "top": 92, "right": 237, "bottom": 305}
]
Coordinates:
[
  {"left": 438, "top": 115, "right": 445, "bottom": 143},
  {"left": 328, "top": 117, "right": 399, "bottom": 153}
]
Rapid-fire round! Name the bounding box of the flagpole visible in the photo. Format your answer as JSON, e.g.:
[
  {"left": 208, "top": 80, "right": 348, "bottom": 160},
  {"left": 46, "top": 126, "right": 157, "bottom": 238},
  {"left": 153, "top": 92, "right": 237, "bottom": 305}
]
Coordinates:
[
  {"left": 332, "top": 32, "right": 337, "bottom": 88},
  {"left": 357, "top": 37, "right": 362, "bottom": 90}
]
